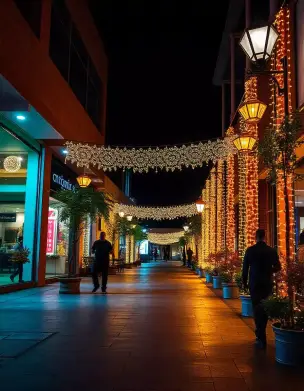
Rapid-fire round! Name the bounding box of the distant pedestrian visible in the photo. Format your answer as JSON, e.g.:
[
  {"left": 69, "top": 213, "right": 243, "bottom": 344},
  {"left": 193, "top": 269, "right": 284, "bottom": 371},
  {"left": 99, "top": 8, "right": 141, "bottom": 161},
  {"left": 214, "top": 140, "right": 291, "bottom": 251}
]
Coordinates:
[
  {"left": 187, "top": 247, "right": 193, "bottom": 268},
  {"left": 153, "top": 248, "right": 158, "bottom": 262},
  {"left": 92, "top": 231, "right": 113, "bottom": 294},
  {"left": 242, "top": 229, "right": 281, "bottom": 349},
  {"left": 10, "top": 236, "right": 24, "bottom": 283}
]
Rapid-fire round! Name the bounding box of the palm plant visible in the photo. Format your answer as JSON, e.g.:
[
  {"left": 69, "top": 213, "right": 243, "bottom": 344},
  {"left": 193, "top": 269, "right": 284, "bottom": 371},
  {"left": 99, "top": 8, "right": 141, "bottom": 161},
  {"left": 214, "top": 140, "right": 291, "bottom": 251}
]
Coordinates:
[{"left": 54, "top": 187, "right": 112, "bottom": 276}]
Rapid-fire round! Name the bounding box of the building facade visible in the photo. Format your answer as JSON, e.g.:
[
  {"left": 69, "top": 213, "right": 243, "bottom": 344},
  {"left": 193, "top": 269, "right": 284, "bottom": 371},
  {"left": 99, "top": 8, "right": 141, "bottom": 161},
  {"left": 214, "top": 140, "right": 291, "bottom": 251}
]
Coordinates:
[
  {"left": 0, "top": 0, "right": 129, "bottom": 292},
  {"left": 200, "top": 0, "right": 304, "bottom": 267}
]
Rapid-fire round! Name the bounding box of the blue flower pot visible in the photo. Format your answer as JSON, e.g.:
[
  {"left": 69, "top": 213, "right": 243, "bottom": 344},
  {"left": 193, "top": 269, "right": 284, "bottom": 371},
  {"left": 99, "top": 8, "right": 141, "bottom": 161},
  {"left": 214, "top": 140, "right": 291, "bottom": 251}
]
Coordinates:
[
  {"left": 205, "top": 272, "right": 213, "bottom": 284},
  {"left": 198, "top": 269, "right": 204, "bottom": 278},
  {"left": 240, "top": 295, "right": 253, "bottom": 317},
  {"left": 273, "top": 324, "right": 304, "bottom": 366},
  {"left": 222, "top": 283, "right": 239, "bottom": 299},
  {"left": 212, "top": 275, "right": 222, "bottom": 289},
  {"left": 196, "top": 268, "right": 200, "bottom": 275}
]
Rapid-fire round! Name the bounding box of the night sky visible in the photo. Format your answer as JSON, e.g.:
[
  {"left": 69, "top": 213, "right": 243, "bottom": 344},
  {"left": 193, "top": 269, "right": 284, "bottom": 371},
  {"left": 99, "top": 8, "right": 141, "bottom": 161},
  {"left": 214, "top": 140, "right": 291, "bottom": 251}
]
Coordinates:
[{"left": 90, "top": 1, "right": 229, "bottom": 227}]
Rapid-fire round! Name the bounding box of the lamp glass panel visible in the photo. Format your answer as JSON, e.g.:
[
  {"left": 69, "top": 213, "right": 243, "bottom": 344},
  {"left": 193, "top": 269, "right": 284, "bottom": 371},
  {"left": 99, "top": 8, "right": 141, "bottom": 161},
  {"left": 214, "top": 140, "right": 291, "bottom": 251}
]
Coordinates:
[
  {"left": 266, "top": 26, "right": 279, "bottom": 56},
  {"left": 196, "top": 203, "right": 205, "bottom": 213},
  {"left": 257, "top": 102, "right": 267, "bottom": 118},
  {"left": 248, "top": 26, "right": 268, "bottom": 57},
  {"left": 233, "top": 138, "right": 242, "bottom": 150},
  {"left": 239, "top": 105, "right": 249, "bottom": 121},
  {"left": 240, "top": 32, "right": 253, "bottom": 59},
  {"left": 240, "top": 137, "right": 250, "bottom": 149},
  {"left": 247, "top": 103, "right": 258, "bottom": 119},
  {"left": 248, "top": 138, "right": 257, "bottom": 149}
]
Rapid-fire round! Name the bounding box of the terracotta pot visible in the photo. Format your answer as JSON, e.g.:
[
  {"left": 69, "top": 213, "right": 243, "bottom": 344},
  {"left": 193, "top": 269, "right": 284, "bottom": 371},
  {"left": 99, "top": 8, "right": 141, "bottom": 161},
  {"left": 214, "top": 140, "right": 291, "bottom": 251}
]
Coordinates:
[{"left": 59, "top": 277, "right": 81, "bottom": 294}]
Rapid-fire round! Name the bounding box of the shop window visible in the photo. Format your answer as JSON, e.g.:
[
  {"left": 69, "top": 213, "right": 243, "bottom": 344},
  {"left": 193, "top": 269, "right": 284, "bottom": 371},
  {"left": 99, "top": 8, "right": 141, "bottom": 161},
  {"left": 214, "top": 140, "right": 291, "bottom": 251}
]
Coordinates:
[
  {"left": 45, "top": 199, "right": 69, "bottom": 278},
  {"left": 14, "top": 0, "right": 42, "bottom": 38},
  {"left": 0, "top": 127, "right": 40, "bottom": 286},
  {"left": 69, "top": 45, "right": 88, "bottom": 108}
]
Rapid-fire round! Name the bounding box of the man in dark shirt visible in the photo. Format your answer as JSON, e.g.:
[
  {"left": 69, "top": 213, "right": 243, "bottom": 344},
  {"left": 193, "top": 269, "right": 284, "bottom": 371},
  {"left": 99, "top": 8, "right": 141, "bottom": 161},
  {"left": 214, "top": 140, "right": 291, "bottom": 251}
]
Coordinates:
[
  {"left": 92, "top": 231, "right": 112, "bottom": 293},
  {"left": 242, "top": 229, "right": 281, "bottom": 349}
]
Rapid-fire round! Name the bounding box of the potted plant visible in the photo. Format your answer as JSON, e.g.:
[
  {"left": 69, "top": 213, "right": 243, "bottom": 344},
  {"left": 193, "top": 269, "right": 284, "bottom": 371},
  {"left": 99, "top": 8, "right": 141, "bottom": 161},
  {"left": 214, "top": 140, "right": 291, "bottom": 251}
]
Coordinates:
[
  {"left": 212, "top": 252, "right": 225, "bottom": 289},
  {"left": 235, "top": 272, "right": 253, "bottom": 317},
  {"left": 219, "top": 250, "right": 241, "bottom": 299},
  {"left": 54, "top": 187, "right": 111, "bottom": 294},
  {"left": 259, "top": 114, "right": 304, "bottom": 365},
  {"left": 204, "top": 266, "right": 213, "bottom": 283},
  {"left": 263, "top": 262, "right": 304, "bottom": 365}
]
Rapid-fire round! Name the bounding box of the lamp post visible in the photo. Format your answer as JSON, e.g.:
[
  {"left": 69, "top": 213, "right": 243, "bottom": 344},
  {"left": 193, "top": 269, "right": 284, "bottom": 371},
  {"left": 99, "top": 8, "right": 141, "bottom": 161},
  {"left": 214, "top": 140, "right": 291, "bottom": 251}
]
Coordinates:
[{"left": 239, "top": 23, "right": 289, "bottom": 116}]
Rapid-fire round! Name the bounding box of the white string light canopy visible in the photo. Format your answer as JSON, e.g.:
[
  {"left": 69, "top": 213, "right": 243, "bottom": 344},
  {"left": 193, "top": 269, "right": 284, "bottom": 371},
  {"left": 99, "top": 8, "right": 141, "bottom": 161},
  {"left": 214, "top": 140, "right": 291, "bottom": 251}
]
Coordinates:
[
  {"left": 148, "top": 231, "right": 184, "bottom": 245},
  {"left": 114, "top": 203, "right": 198, "bottom": 221},
  {"left": 65, "top": 137, "right": 236, "bottom": 173}
]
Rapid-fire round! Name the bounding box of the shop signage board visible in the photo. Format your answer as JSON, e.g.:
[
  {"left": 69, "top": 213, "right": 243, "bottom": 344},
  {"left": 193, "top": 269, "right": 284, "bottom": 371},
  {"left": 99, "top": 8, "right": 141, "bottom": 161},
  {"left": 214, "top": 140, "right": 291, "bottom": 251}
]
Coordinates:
[
  {"left": 0, "top": 213, "right": 16, "bottom": 222},
  {"left": 46, "top": 208, "right": 58, "bottom": 255},
  {"left": 50, "top": 158, "right": 78, "bottom": 192}
]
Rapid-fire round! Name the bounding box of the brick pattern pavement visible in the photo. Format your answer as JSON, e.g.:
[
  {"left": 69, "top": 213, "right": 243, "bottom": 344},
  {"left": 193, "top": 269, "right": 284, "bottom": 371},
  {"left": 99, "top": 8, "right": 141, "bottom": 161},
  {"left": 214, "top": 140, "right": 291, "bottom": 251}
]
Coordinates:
[{"left": 0, "top": 262, "right": 303, "bottom": 391}]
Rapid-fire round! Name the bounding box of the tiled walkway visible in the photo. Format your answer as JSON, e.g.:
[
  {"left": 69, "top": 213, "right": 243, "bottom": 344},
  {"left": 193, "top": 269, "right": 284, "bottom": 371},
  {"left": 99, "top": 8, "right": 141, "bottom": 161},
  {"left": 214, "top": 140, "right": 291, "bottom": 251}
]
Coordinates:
[{"left": 0, "top": 262, "right": 303, "bottom": 391}]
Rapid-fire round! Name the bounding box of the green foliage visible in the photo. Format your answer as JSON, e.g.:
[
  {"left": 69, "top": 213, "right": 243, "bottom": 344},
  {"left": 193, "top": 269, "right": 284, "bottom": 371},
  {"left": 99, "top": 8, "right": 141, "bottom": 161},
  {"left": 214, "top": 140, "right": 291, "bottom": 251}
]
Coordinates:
[
  {"left": 54, "top": 187, "right": 112, "bottom": 233},
  {"left": 132, "top": 225, "right": 148, "bottom": 243},
  {"left": 179, "top": 237, "right": 187, "bottom": 247},
  {"left": 185, "top": 215, "right": 202, "bottom": 237},
  {"left": 258, "top": 114, "right": 302, "bottom": 184},
  {"left": 220, "top": 271, "right": 233, "bottom": 283}
]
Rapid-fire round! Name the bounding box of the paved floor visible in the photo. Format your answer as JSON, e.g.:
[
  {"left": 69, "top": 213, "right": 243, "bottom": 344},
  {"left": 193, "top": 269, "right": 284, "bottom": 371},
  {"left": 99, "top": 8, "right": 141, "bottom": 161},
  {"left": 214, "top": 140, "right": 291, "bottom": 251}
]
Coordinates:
[{"left": 0, "top": 262, "right": 303, "bottom": 391}]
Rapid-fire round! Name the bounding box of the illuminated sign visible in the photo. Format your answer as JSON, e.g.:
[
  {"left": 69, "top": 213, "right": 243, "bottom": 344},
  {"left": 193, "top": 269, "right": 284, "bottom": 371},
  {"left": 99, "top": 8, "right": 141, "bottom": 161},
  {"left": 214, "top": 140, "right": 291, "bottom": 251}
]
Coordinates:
[
  {"left": 46, "top": 208, "right": 58, "bottom": 255},
  {"left": 52, "top": 173, "right": 75, "bottom": 191}
]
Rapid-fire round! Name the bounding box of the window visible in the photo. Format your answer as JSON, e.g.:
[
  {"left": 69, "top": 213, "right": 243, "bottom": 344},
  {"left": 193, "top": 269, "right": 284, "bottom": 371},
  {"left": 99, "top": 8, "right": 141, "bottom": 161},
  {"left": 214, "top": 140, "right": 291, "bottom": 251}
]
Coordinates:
[
  {"left": 49, "top": 1, "right": 103, "bottom": 131},
  {"left": 14, "top": 0, "right": 42, "bottom": 38}
]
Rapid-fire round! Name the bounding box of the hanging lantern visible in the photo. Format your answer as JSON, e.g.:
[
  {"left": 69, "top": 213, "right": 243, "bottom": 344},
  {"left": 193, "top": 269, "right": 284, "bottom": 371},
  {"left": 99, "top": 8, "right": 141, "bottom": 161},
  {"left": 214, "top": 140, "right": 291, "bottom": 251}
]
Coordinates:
[
  {"left": 183, "top": 225, "right": 189, "bottom": 232},
  {"left": 233, "top": 134, "right": 257, "bottom": 153},
  {"left": 127, "top": 215, "right": 133, "bottom": 221},
  {"left": 118, "top": 211, "right": 125, "bottom": 218},
  {"left": 238, "top": 98, "right": 267, "bottom": 123},
  {"left": 195, "top": 198, "right": 205, "bottom": 213},
  {"left": 77, "top": 174, "right": 91, "bottom": 188}
]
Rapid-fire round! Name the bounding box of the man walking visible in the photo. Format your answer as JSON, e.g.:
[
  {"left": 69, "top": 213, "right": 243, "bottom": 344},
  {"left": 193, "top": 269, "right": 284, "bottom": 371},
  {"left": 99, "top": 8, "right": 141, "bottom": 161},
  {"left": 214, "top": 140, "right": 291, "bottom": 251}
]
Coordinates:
[
  {"left": 187, "top": 247, "right": 193, "bottom": 268},
  {"left": 242, "top": 229, "right": 281, "bottom": 349},
  {"left": 92, "top": 231, "right": 112, "bottom": 293}
]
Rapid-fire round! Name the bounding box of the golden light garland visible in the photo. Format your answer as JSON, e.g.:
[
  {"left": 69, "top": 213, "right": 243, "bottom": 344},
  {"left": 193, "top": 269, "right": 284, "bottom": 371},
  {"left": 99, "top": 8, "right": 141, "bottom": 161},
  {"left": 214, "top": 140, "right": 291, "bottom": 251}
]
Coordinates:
[
  {"left": 244, "top": 77, "right": 259, "bottom": 247},
  {"left": 204, "top": 180, "right": 211, "bottom": 262},
  {"left": 210, "top": 169, "right": 216, "bottom": 255},
  {"left": 65, "top": 138, "right": 237, "bottom": 173},
  {"left": 148, "top": 231, "right": 184, "bottom": 245},
  {"left": 201, "top": 187, "right": 207, "bottom": 266},
  {"left": 216, "top": 161, "right": 224, "bottom": 252},
  {"left": 226, "top": 153, "right": 235, "bottom": 251},
  {"left": 238, "top": 152, "right": 247, "bottom": 257},
  {"left": 114, "top": 203, "right": 198, "bottom": 220}
]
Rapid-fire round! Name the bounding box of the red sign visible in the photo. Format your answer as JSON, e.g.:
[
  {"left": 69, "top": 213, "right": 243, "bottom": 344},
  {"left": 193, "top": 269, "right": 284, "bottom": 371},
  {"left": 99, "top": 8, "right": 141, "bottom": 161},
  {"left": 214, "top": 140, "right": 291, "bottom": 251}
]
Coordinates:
[
  {"left": 46, "top": 208, "right": 58, "bottom": 255},
  {"left": 46, "top": 219, "right": 55, "bottom": 254}
]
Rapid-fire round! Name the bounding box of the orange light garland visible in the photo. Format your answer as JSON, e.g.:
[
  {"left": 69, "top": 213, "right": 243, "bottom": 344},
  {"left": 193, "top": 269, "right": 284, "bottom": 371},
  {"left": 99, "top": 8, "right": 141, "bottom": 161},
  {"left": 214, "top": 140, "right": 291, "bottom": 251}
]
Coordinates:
[
  {"left": 216, "top": 161, "right": 224, "bottom": 252},
  {"left": 205, "top": 180, "right": 211, "bottom": 262},
  {"left": 210, "top": 168, "right": 216, "bottom": 255},
  {"left": 226, "top": 154, "right": 235, "bottom": 251},
  {"left": 201, "top": 187, "right": 207, "bottom": 266},
  {"left": 270, "top": 7, "right": 295, "bottom": 264}
]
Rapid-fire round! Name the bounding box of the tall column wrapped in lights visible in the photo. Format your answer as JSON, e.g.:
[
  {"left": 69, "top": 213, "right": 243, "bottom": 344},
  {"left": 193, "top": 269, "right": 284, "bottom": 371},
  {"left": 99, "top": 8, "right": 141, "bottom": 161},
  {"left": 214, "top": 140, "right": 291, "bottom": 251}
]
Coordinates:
[
  {"left": 270, "top": 7, "right": 295, "bottom": 261},
  {"left": 226, "top": 127, "right": 236, "bottom": 251},
  {"left": 201, "top": 188, "right": 207, "bottom": 266},
  {"left": 216, "top": 160, "right": 224, "bottom": 252},
  {"left": 238, "top": 150, "right": 247, "bottom": 256},
  {"left": 205, "top": 180, "right": 211, "bottom": 260},
  {"left": 210, "top": 168, "right": 217, "bottom": 255}
]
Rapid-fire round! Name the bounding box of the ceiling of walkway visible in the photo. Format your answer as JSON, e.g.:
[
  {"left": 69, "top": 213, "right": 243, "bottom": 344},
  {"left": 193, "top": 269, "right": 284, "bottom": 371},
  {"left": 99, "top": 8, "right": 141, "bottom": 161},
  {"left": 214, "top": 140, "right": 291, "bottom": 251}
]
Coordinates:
[{"left": 90, "top": 1, "right": 229, "bottom": 227}]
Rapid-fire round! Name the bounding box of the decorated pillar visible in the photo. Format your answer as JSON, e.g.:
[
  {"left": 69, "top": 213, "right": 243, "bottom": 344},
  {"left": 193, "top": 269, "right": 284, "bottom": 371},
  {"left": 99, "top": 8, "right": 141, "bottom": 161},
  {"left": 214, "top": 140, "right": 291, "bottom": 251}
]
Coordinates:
[
  {"left": 225, "top": 128, "right": 236, "bottom": 251},
  {"left": 205, "top": 179, "right": 211, "bottom": 260},
  {"left": 210, "top": 169, "right": 217, "bottom": 254},
  {"left": 270, "top": 7, "right": 295, "bottom": 260}
]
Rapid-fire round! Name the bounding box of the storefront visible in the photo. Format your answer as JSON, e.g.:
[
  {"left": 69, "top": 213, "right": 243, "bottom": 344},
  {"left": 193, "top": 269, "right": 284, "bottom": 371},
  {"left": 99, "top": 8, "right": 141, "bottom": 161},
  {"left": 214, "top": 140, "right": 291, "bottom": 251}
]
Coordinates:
[
  {"left": 45, "top": 158, "right": 85, "bottom": 278},
  {"left": 0, "top": 124, "right": 42, "bottom": 286}
]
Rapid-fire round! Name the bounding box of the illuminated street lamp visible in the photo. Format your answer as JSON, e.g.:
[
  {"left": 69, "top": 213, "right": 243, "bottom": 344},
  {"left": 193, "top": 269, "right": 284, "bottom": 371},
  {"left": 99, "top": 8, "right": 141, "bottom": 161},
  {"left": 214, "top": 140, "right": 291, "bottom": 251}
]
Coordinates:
[
  {"left": 127, "top": 215, "right": 133, "bottom": 221},
  {"left": 238, "top": 98, "right": 267, "bottom": 124},
  {"left": 233, "top": 134, "right": 257, "bottom": 153},
  {"left": 118, "top": 211, "right": 125, "bottom": 218},
  {"left": 195, "top": 198, "right": 205, "bottom": 213},
  {"left": 76, "top": 174, "right": 91, "bottom": 188},
  {"left": 239, "top": 24, "right": 279, "bottom": 64},
  {"left": 183, "top": 225, "right": 189, "bottom": 232}
]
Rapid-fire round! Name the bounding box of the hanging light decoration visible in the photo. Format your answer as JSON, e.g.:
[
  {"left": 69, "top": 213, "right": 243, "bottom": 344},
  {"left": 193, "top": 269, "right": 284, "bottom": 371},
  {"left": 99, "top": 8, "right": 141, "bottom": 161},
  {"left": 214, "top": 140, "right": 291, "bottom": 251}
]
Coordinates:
[
  {"left": 127, "top": 215, "right": 133, "bottom": 221},
  {"left": 238, "top": 98, "right": 267, "bottom": 123},
  {"left": 183, "top": 225, "right": 189, "bottom": 232},
  {"left": 233, "top": 134, "right": 257, "bottom": 153},
  {"left": 118, "top": 211, "right": 125, "bottom": 218},
  {"left": 76, "top": 174, "right": 91, "bottom": 188},
  {"left": 195, "top": 198, "right": 205, "bottom": 213}
]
